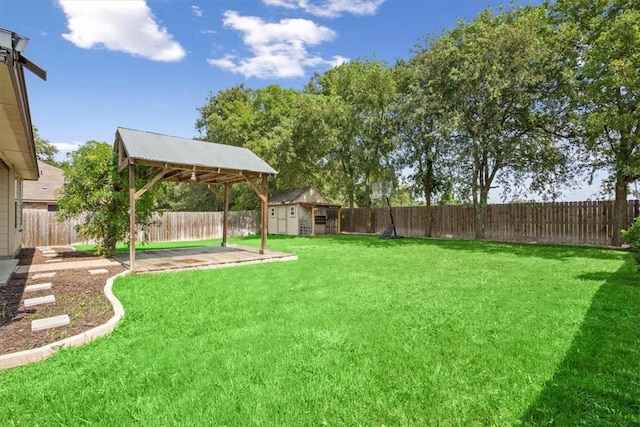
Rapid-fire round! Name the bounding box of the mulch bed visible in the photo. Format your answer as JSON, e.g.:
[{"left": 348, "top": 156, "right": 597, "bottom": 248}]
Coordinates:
[{"left": 0, "top": 247, "right": 127, "bottom": 355}]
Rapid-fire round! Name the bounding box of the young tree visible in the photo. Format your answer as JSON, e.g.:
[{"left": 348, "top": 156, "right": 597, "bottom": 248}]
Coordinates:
[
  {"left": 549, "top": 0, "right": 640, "bottom": 245},
  {"left": 56, "top": 141, "right": 158, "bottom": 255}
]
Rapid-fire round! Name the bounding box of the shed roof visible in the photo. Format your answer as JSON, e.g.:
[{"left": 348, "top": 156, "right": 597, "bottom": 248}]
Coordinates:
[
  {"left": 270, "top": 187, "right": 313, "bottom": 204},
  {"left": 116, "top": 127, "right": 276, "bottom": 183},
  {"left": 269, "top": 187, "right": 340, "bottom": 208},
  {"left": 23, "top": 161, "right": 64, "bottom": 203}
]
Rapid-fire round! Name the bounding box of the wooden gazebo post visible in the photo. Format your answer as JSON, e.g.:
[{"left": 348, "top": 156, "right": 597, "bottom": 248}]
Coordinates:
[
  {"left": 260, "top": 175, "right": 268, "bottom": 254},
  {"left": 222, "top": 183, "right": 229, "bottom": 247},
  {"left": 129, "top": 163, "right": 136, "bottom": 271}
]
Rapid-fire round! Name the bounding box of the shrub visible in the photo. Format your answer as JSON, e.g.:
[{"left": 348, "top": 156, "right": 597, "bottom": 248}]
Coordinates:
[{"left": 621, "top": 216, "right": 640, "bottom": 267}]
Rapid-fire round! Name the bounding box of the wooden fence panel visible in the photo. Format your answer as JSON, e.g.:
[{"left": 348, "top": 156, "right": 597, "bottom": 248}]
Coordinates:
[
  {"left": 22, "top": 210, "right": 260, "bottom": 247},
  {"left": 23, "top": 200, "right": 640, "bottom": 248},
  {"left": 340, "top": 200, "right": 639, "bottom": 247}
]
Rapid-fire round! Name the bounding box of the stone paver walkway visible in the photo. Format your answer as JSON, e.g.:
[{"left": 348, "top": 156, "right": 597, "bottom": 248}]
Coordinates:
[
  {"left": 32, "top": 315, "right": 70, "bottom": 332},
  {"left": 15, "top": 258, "right": 121, "bottom": 274}
]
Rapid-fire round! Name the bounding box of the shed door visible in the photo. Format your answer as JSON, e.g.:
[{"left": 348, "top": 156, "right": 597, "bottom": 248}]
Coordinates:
[{"left": 277, "top": 206, "right": 287, "bottom": 233}]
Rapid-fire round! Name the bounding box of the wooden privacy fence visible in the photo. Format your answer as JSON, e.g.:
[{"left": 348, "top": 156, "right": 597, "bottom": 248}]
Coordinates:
[
  {"left": 22, "top": 210, "right": 260, "bottom": 247},
  {"left": 341, "top": 200, "right": 640, "bottom": 246},
  {"left": 22, "top": 200, "right": 640, "bottom": 247}
]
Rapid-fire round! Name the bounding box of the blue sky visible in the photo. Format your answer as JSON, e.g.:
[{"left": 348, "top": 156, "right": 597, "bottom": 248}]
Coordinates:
[{"left": 4, "top": 0, "right": 605, "bottom": 200}]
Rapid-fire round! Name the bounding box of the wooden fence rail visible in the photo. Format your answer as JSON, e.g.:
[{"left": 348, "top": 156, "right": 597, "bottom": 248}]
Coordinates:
[
  {"left": 341, "top": 200, "right": 640, "bottom": 247},
  {"left": 22, "top": 210, "right": 260, "bottom": 247},
  {"left": 22, "top": 200, "right": 640, "bottom": 247}
]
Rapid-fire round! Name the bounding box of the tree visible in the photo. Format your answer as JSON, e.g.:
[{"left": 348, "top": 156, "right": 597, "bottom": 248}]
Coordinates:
[
  {"left": 288, "top": 91, "right": 350, "bottom": 200},
  {"left": 393, "top": 52, "right": 455, "bottom": 236},
  {"left": 56, "top": 141, "right": 158, "bottom": 255},
  {"left": 155, "top": 182, "right": 222, "bottom": 212},
  {"left": 196, "top": 84, "right": 255, "bottom": 149},
  {"left": 429, "top": 7, "right": 572, "bottom": 239},
  {"left": 306, "top": 60, "right": 397, "bottom": 231},
  {"left": 549, "top": 0, "right": 640, "bottom": 245},
  {"left": 195, "top": 84, "right": 337, "bottom": 209},
  {"left": 33, "top": 126, "right": 59, "bottom": 165}
]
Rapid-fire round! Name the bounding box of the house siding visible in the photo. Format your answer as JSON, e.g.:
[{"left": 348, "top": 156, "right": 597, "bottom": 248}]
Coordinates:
[
  {"left": 0, "top": 166, "right": 9, "bottom": 255},
  {"left": 11, "top": 170, "right": 22, "bottom": 255}
]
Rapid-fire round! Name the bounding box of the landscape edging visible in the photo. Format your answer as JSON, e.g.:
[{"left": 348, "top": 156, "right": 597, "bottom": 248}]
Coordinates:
[{"left": 0, "top": 269, "right": 130, "bottom": 371}]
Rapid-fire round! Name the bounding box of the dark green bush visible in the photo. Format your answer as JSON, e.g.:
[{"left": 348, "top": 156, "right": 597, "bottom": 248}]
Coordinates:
[{"left": 621, "top": 216, "right": 640, "bottom": 267}]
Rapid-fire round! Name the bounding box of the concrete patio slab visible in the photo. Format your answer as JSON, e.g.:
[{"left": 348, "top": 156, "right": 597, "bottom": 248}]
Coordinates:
[
  {"left": 24, "top": 295, "right": 55, "bottom": 307},
  {"left": 114, "top": 244, "right": 297, "bottom": 273},
  {"left": 32, "top": 315, "right": 70, "bottom": 332}
]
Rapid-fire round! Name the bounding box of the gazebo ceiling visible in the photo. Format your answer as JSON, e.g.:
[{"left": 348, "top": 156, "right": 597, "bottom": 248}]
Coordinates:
[{"left": 115, "top": 127, "right": 277, "bottom": 185}]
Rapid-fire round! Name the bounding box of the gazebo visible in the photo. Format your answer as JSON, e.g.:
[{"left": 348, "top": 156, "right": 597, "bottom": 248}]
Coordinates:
[{"left": 114, "top": 127, "right": 277, "bottom": 270}]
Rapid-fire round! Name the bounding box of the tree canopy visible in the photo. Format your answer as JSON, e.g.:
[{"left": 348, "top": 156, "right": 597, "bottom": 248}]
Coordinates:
[
  {"left": 33, "top": 126, "right": 59, "bottom": 166},
  {"left": 549, "top": 0, "right": 640, "bottom": 245},
  {"left": 55, "top": 0, "right": 639, "bottom": 246}
]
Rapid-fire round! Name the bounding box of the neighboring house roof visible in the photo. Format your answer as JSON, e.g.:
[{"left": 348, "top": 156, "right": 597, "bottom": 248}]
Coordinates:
[
  {"left": 0, "top": 28, "right": 46, "bottom": 180},
  {"left": 115, "top": 127, "right": 277, "bottom": 180},
  {"left": 23, "top": 161, "right": 64, "bottom": 203}
]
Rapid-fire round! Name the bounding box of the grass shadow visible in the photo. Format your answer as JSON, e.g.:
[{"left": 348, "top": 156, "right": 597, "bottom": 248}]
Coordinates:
[
  {"left": 518, "top": 257, "right": 640, "bottom": 425},
  {"left": 315, "top": 234, "right": 626, "bottom": 262}
]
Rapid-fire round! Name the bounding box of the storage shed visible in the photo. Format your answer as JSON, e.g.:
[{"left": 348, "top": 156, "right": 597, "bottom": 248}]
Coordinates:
[{"left": 268, "top": 187, "right": 341, "bottom": 236}]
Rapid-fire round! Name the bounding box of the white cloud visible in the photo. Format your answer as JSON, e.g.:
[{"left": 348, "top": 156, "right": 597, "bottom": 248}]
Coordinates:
[
  {"left": 207, "top": 10, "right": 346, "bottom": 79},
  {"left": 192, "top": 5, "right": 203, "bottom": 18},
  {"left": 53, "top": 141, "right": 83, "bottom": 161},
  {"left": 263, "top": 0, "right": 384, "bottom": 18},
  {"left": 57, "top": 0, "right": 186, "bottom": 62}
]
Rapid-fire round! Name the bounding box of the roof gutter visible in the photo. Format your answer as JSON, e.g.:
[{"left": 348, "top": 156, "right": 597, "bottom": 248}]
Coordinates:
[{"left": 0, "top": 28, "right": 46, "bottom": 180}]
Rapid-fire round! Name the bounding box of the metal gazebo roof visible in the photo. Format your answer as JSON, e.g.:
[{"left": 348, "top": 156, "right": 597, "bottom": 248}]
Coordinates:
[{"left": 115, "top": 127, "right": 277, "bottom": 184}]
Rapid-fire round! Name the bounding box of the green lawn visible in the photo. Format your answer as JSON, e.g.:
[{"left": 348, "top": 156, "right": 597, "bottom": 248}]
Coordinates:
[{"left": 2, "top": 235, "right": 639, "bottom": 426}]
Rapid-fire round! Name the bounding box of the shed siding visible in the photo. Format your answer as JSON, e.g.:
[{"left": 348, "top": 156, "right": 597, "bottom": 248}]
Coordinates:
[
  {"left": 268, "top": 206, "right": 277, "bottom": 234},
  {"left": 299, "top": 205, "right": 312, "bottom": 235}
]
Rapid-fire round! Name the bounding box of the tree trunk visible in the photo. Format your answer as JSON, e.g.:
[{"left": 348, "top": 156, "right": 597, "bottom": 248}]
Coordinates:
[
  {"left": 348, "top": 194, "right": 355, "bottom": 232},
  {"left": 364, "top": 181, "right": 374, "bottom": 233},
  {"left": 611, "top": 179, "right": 628, "bottom": 246},
  {"left": 475, "top": 187, "right": 489, "bottom": 240},
  {"left": 425, "top": 200, "right": 433, "bottom": 238},
  {"left": 423, "top": 174, "right": 433, "bottom": 237}
]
